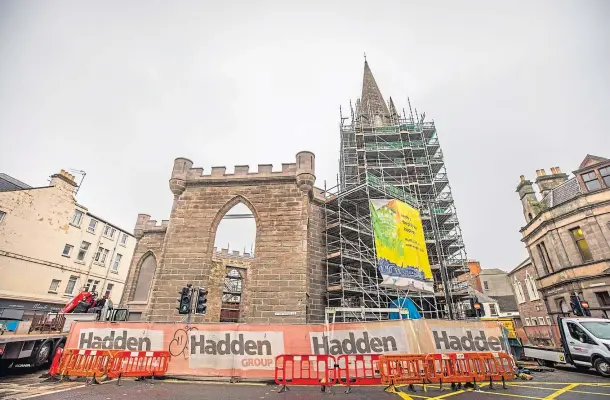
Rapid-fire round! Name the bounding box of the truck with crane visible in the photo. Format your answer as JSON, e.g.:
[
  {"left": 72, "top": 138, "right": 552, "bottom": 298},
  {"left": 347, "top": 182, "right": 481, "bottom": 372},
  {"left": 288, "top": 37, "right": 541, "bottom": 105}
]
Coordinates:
[{"left": 0, "top": 291, "right": 127, "bottom": 372}]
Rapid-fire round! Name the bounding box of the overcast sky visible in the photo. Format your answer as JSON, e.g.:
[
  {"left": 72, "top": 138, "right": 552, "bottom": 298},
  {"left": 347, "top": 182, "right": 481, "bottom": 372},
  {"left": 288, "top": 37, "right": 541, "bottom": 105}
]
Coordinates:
[{"left": 1, "top": 1, "right": 609, "bottom": 270}]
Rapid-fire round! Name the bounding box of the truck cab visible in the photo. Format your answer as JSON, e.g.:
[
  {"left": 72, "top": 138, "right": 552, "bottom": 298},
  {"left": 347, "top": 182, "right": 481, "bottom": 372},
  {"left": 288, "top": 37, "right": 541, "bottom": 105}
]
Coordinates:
[{"left": 559, "top": 317, "right": 610, "bottom": 376}]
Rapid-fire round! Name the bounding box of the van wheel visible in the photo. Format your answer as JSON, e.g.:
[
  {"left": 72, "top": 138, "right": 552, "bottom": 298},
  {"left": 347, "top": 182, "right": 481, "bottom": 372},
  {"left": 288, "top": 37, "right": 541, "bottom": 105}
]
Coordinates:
[{"left": 594, "top": 358, "right": 610, "bottom": 377}]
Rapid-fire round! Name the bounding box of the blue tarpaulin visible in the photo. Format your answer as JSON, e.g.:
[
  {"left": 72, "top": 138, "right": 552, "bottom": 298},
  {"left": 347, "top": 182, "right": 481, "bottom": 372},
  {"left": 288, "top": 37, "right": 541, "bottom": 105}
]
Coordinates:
[{"left": 389, "top": 297, "right": 421, "bottom": 320}]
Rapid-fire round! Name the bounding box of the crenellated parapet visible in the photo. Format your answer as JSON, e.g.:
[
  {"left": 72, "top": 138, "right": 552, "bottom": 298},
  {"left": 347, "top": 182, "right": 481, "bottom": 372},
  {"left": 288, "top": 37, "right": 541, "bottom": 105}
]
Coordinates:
[
  {"left": 212, "top": 247, "right": 255, "bottom": 260},
  {"left": 134, "top": 213, "right": 169, "bottom": 239},
  {"left": 168, "top": 151, "right": 317, "bottom": 196}
]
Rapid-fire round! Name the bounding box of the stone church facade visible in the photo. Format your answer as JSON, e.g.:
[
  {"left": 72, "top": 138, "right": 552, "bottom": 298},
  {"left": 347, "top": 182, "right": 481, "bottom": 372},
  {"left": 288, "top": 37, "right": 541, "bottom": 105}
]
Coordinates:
[{"left": 120, "top": 151, "right": 327, "bottom": 324}]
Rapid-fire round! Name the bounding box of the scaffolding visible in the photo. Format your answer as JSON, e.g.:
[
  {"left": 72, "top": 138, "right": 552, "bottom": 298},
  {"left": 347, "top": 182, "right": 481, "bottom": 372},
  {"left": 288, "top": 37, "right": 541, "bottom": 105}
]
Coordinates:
[{"left": 326, "top": 78, "right": 471, "bottom": 321}]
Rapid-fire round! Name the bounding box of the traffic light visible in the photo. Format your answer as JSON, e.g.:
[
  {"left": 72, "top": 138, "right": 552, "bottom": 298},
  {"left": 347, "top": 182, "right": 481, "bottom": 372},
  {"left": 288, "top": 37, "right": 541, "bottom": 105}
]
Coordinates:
[
  {"left": 177, "top": 285, "right": 192, "bottom": 315},
  {"left": 570, "top": 294, "right": 583, "bottom": 316},
  {"left": 581, "top": 301, "right": 592, "bottom": 317},
  {"left": 195, "top": 288, "right": 208, "bottom": 315}
]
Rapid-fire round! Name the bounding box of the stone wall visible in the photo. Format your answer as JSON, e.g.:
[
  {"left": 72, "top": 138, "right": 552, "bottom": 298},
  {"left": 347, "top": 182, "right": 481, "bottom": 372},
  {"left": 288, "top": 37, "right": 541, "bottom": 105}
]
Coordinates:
[
  {"left": 120, "top": 222, "right": 166, "bottom": 305},
  {"left": 126, "top": 151, "right": 327, "bottom": 324},
  {"left": 306, "top": 201, "right": 326, "bottom": 322}
]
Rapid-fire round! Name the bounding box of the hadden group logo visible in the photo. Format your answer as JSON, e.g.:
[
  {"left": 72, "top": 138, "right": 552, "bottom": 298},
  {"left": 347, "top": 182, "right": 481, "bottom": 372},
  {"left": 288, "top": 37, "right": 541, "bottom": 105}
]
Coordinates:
[
  {"left": 310, "top": 327, "right": 408, "bottom": 355},
  {"left": 432, "top": 329, "right": 505, "bottom": 352},
  {"left": 78, "top": 329, "right": 164, "bottom": 351},
  {"left": 188, "top": 331, "right": 284, "bottom": 370}
]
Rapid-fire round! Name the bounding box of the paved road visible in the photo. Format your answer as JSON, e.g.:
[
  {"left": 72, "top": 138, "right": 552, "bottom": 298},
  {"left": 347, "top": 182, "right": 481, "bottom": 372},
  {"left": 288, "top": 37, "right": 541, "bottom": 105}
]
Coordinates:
[{"left": 1, "top": 365, "right": 610, "bottom": 400}]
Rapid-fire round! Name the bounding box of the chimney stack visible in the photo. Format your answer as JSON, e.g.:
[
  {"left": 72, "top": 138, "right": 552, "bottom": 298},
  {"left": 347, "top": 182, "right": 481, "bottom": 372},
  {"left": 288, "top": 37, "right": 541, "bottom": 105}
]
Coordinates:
[
  {"left": 50, "top": 169, "right": 77, "bottom": 194},
  {"left": 536, "top": 166, "right": 569, "bottom": 198}
]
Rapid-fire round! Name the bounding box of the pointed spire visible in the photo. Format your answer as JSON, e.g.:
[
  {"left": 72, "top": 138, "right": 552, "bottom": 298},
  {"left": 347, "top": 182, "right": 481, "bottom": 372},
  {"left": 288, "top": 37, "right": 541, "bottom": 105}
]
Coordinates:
[
  {"left": 360, "top": 60, "right": 390, "bottom": 126},
  {"left": 388, "top": 96, "right": 399, "bottom": 119}
]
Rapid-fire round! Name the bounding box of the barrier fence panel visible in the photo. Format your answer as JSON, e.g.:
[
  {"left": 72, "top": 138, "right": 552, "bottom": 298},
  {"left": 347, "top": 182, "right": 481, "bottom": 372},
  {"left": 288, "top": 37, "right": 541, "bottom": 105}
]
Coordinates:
[
  {"left": 379, "top": 354, "right": 428, "bottom": 390},
  {"left": 336, "top": 354, "right": 381, "bottom": 393},
  {"left": 58, "top": 349, "right": 113, "bottom": 384},
  {"left": 107, "top": 351, "right": 171, "bottom": 385},
  {"left": 274, "top": 355, "right": 336, "bottom": 393},
  {"left": 425, "top": 353, "right": 481, "bottom": 390}
]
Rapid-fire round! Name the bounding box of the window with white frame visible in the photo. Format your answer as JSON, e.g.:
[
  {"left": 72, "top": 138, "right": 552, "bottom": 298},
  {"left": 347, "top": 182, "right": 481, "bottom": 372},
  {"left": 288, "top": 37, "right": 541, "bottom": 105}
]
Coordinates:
[
  {"left": 489, "top": 303, "right": 498, "bottom": 316},
  {"left": 531, "top": 318, "right": 538, "bottom": 326},
  {"left": 546, "top": 316, "right": 552, "bottom": 325},
  {"left": 105, "top": 283, "right": 114, "bottom": 297},
  {"left": 48, "top": 279, "right": 61, "bottom": 293},
  {"left": 112, "top": 254, "right": 122, "bottom": 272},
  {"left": 62, "top": 244, "right": 73, "bottom": 257},
  {"left": 71, "top": 210, "right": 83, "bottom": 226},
  {"left": 76, "top": 241, "right": 90, "bottom": 261},
  {"left": 94, "top": 246, "right": 110, "bottom": 265},
  {"left": 525, "top": 318, "right": 531, "bottom": 326},
  {"left": 84, "top": 279, "right": 100, "bottom": 293},
  {"left": 525, "top": 272, "right": 540, "bottom": 301},
  {"left": 103, "top": 225, "right": 116, "bottom": 239},
  {"left": 483, "top": 281, "right": 489, "bottom": 290},
  {"left": 538, "top": 317, "right": 545, "bottom": 325},
  {"left": 65, "top": 276, "right": 78, "bottom": 294},
  {"left": 120, "top": 233, "right": 128, "bottom": 245},
  {"left": 0, "top": 210, "right": 6, "bottom": 223},
  {"left": 514, "top": 279, "right": 526, "bottom": 304},
  {"left": 87, "top": 219, "right": 98, "bottom": 233}
]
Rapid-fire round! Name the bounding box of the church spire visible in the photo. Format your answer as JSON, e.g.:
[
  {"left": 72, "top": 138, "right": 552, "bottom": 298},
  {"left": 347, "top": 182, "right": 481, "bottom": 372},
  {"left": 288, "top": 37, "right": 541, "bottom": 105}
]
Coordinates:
[{"left": 360, "top": 60, "right": 390, "bottom": 126}]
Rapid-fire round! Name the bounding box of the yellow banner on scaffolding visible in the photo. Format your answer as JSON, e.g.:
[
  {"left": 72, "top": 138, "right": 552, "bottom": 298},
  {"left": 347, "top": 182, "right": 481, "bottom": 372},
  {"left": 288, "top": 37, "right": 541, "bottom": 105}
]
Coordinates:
[{"left": 369, "top": 199, "right": 433, "bottom": 292}]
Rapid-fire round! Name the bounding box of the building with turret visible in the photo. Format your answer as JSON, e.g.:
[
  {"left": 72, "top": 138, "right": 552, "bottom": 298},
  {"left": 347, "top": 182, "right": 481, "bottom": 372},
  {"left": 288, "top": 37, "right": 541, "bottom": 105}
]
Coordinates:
[
  {"left": 515, "top": 155, "right": 610, "bottom": 331},
  {"left": 123, "top": 60, "right": 472, "bottom": 323},
  {"left": 121, "top": 152, "right": 327, "bottom": 323}
]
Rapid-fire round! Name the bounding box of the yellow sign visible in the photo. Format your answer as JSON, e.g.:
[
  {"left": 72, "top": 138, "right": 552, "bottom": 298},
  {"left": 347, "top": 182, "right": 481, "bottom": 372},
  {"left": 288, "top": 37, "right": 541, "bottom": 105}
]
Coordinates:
[
  {"left": 481, "top": 317, "right": 517, "bottom": 339},
  {"left": 369, "top": 199, "right": 433, "bottom": 292}
]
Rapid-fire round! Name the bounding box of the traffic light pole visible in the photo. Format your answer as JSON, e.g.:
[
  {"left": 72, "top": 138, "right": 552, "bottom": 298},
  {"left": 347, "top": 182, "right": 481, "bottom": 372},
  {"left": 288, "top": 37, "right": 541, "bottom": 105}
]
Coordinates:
[{"left": 186, "top": 287, "right": 194, "bottom": 326}]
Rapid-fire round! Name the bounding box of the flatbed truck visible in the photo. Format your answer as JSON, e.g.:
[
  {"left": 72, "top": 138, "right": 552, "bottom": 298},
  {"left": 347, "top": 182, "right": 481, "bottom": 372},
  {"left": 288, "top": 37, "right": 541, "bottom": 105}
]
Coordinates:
[
  {"left": 0, "top": 332, "right": 66, "bottom": 371},
  {"left": 523, "top": 317, "right": 610, "bottom": 376}
]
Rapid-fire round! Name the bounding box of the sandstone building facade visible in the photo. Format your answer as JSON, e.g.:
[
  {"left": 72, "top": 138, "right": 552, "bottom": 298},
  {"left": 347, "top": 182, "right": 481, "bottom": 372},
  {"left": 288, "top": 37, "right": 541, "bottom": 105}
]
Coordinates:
[
  {"left": 121, "top": 152, "right": 327, "bottom": 323},
  {"left": 517, "top": 155, "right": 610, "bottom": 326},
  {"left": 0, "top": 170, "right": 136, "bottom": 320}
]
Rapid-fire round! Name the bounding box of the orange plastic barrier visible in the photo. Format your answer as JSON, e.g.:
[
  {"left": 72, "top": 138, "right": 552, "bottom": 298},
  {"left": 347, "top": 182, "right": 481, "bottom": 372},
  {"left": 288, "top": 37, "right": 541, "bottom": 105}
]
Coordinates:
[
  {"left": 48, "top": 346, "right": 64, "bottom": 377},
  {"left": 379, "top": 354, "right": 428, "bottom": 387},
  {"left": 58, "top": 349, "right": 113, "bottom": 384},
  {"left": 479, "top": 352, "right": 514, "bottom": 388},
  {"left": 107, "top": 351, "right": 171, "bottom": 385},
  {"left": 425, "top": 353, "right": 485, "bottom": 389},
  {"left": 274, "top": 354, "right": 336, "bottom": 393},
  {"left": 336, "top": 354, "right": 381, "bottom": 393}
]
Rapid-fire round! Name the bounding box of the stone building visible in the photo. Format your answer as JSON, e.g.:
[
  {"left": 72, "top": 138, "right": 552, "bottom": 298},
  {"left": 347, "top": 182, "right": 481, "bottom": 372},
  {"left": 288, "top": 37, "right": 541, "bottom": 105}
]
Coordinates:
[
  {"left": 508, "top": 258, "right": 556, "bottom": 346},
  {"left": 0, "top": 170, "right": 136, "bottom": 319},
  {"left": 121, "top": 152, "right": 327, "bottom": 323},
  {"left": 516, "top": 155, "right": 610, "bottom": 325}
]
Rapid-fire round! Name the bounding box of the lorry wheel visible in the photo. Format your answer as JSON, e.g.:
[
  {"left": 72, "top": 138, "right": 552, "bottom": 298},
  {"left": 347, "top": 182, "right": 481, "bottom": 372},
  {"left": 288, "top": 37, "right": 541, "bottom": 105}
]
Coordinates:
[
  {"left": 594, "top": 358, "right": 610, "bottom": 377},
  {"left": 32, "top": 341, "right": 53, "bottom": 368}
]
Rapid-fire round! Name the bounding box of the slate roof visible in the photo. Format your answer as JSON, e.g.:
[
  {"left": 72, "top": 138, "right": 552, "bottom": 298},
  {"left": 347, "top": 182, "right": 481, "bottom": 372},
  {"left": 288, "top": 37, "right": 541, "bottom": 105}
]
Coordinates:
[
  {"left": 490, "top": 295, "right": 519, "bottom": 312},
  {"left": 0, "top": 173, "right": 31, "bottom": 192}
]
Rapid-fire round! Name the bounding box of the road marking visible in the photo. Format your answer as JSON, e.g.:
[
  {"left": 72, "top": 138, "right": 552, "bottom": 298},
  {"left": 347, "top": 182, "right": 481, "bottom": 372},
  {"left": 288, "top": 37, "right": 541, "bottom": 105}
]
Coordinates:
[
  {"left": 475, "top": 391, "right": 543, "bottom": 399},
  {"left": 18, "top": 384, "right": 86, "bottom": 399},
  {"left": 505, "top": 384, "right": 557, "bottom": 391},
  {"left": 571, "top": 389, "right": 610, "bottom": 396},
  {"left": 541, "top": 383, "right": 579, "bottom": 400}
]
